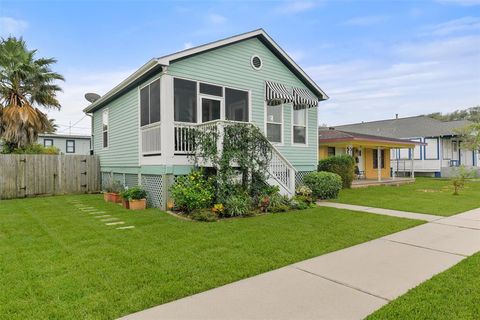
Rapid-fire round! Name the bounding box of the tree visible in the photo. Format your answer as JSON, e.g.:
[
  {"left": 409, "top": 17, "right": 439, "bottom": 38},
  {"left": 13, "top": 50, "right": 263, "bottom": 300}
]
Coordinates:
[
  {"left": 427, "top": 106, "right": 480, "bottom": 122},
  {"left": 0, "top": 37, "right": 64, "bottom": 149},
  {"left": 454, "top": 123, "right": 480, "bottom": 151}
]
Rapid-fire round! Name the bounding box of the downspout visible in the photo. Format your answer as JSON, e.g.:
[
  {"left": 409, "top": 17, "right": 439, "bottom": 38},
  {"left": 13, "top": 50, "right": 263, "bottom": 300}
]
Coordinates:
[{"left": 85, "top": 113, "right": 93, "bottom": 155}]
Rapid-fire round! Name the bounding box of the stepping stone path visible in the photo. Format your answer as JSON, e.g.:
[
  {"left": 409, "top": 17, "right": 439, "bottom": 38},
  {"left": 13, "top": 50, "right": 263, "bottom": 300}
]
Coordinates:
[{"left": 70, "top": 199, "right": 135, "bottom": 230}]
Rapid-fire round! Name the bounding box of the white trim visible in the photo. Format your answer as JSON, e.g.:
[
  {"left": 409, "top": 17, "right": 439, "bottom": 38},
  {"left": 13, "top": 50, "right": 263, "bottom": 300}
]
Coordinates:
[
  {"left": 250, "top": 54, "right": 263, "bottom": 70},
  {"left": 291, "top": 105, "right": 308, "bottom": 147},
  {"left": 265, "top": 101, "right": 284, "bottom": 146},
  {"left": 102, "top": 108, "right": 109, "bottom": 150},
  {"left": 83, "top": 29, "right": 328, "bottom": 113}
]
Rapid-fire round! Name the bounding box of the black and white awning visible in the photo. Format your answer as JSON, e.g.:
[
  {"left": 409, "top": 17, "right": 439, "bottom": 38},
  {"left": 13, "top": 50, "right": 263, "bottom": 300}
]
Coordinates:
[
  {"left": 265, "top": 81, "right": 294, "bottom": 105},
  {"left": 293, "top": 87, "right": 318, "bottom": 108}
]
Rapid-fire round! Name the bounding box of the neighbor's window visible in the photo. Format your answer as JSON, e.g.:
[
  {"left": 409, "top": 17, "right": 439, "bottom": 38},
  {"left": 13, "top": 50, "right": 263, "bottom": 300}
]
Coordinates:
[
  {"left": 293, "top": 106, "right": 307, "bottom": 144},
  {"left": 174, "top": 78, "right": 197, "bottom": 123},
  {"left": 266, "top": 103, "right": 282, "bottom": 143},
  {"left": 373, "top": 149, "right": 385, "bottom": 169},
  {"left": 226, "top": 88, "right": 248, "bottom": 122},
  {"left": 66, "top": 140, "right": 75, "bottom": 153},
  {"left": 327, "top": 147, "right": 335, "bottom": 157},
  {"left": 102, "top": 109, "right": 109, "bottom": 148},
  {"left": 44, "top": 139, "right": 53, "bottom": 147},
  {"left": 140, "top": 79, "right": 161, "bottom": 126}
]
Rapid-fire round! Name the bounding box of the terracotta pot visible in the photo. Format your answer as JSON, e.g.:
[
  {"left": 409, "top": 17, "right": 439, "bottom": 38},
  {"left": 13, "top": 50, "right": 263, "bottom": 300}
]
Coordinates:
[
  {"left": 104, "top": 193, "right": 110, "bottom": 202},
  {"left": 122, "top": 199, "right": 130, "bottom": 209},
  {"left": 104, "top": 192, "right": 122, "bottom": 203},
  {"left": 129, "top": 199, "right": 146, "bottom": 210}
]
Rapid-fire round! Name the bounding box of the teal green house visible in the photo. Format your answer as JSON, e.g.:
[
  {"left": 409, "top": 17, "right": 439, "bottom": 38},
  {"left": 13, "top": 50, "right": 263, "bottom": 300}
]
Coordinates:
[{"left": 83, "top": 29, "right": 328, "bottom": 208}]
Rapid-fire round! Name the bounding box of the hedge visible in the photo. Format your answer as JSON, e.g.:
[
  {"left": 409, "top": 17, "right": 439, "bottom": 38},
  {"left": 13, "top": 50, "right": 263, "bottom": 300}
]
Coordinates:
[
  {"left": 303, "top": 171, "right": 342, "bottom": 200},
  {"left": 318, "top": 155, "right": 355, "bottom": 188}
]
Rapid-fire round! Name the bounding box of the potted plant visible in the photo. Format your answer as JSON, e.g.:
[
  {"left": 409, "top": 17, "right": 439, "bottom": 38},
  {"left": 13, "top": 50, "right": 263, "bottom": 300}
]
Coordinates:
[
  {"left": 103, "top": 179, "right": 124, "bottom": 203},
  {"left": 120, "top": 188, "right": 130, "bottom": 209},
  {"left": 122, "top": 186, "right": 147, "bottom": 210}
]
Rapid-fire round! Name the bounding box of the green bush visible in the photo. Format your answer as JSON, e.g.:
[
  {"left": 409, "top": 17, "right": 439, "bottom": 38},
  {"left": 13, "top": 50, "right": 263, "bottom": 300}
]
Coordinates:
[
  {"left": 318, "top": 155, "right": 355, "bottom": 188},
  {"left": 303, "top": 171, "right": 342, "bottom": 200},
  {"left": 104, "top": 179, "right": 124, "bottom": 193},
  {"left": 170, "top": 170, "right": 215, "bottom": 214},
  {"left": 121, "top": 186, "right": 147, "bottom": 200},
  {"left": 224, "top": 192, "right": 252, "bottom": 217},
  {"left": 4, "top": 143, "right": 59, "bottom": 155},
  {"left": 190, "top": 209, "right": 218, "bottom": 222},
  {"left": 267, "top": 193, "right": 290, "bottom": 213}
]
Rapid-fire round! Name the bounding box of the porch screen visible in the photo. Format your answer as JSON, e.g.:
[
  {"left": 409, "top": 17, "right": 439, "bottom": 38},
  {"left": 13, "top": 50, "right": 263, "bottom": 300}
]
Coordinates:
[
  {"left": 373, "top": 149, "right": 385, "bottom": 169},
  {"left": 174, "top": 78, "right": 197, "bottom": 123}
]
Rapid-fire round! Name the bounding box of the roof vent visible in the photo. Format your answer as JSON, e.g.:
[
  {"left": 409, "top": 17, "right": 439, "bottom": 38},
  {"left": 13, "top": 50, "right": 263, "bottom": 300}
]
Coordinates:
[{"left": 251, "top": 55, "right": 263, "bottom": 70}]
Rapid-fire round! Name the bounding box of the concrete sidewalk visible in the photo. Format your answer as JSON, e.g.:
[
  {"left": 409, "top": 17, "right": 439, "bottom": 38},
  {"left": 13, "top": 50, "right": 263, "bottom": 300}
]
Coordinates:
[{"left": 120, "top": 207, "right": 480, "bottom": 320}]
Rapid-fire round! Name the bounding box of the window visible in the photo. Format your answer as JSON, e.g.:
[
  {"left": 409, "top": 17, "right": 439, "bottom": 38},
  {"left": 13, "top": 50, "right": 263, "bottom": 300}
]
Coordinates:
[
  {"left": 293, "top": 106, "right": 307, "bottom": 144},
  {"left": 373, "top": 149, "right": 385, "bottom": 169},
  {"left": 66, "top": 140, "right": 75, "bottom": 153},
  {"left": 202, "top": 98, "right": 221, "bottom": 122},
  {"left": 266, "top": 104, "right": 282, "bottom": 143},
  {"left": 102, "top": 109, "right": 108, "bottom": 148},
  {"left": 140, "top": 79, "right": 161, "bottom": 127},
  {"left": 44, "top": 139, "right": 53, "bottom": 147},
  {"left": 225, "top": 88, "right": 248, "bottom": 122},
  {"left": 200, "top": 83, "right": 223, "bottom": 97},
  {"left": 174, "top": 78, "right": 197, "bottom": 123},
  {"left": 328, "top": 147, "right": 335, "bottom": 157},
  {"left": 424, "top": 138, "right": 439, "bottom": 160}
]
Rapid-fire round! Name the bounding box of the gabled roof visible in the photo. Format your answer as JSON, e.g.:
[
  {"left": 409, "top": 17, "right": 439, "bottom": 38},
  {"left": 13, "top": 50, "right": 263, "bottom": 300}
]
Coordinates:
[
  {"left": 334, "top": 116, "right": 473, "bottom": 139},
  {"left": 39, "top": 133, "right": 91, "bottom": 140},
  {"left": 84, "top": 29, "right": 328, "bottom": 113},
  {"left": 319, "top": 128, "right": 423, "bottom": 148}
]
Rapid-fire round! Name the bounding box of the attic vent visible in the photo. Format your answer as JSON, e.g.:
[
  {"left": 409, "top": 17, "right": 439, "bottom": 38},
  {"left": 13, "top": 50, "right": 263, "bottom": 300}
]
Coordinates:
[{"left": 251, "top": 55, "right": 262, "bottom": 70}]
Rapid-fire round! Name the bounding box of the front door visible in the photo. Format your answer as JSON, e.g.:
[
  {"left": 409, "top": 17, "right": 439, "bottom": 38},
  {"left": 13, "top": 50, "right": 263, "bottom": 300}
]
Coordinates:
[{"left": 201, "top": 97, "right": 221, "bottom": 123}]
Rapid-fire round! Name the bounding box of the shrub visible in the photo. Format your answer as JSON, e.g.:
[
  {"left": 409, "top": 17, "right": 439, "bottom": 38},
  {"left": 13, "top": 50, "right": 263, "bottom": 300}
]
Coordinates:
[
  {"left": 295, "top": 185, "right": 313, "bottom": 204},
  {"left": 190, "top": 209, "right": 217, "bottom": 222},
  {"left": 170, "top": 170, "right": 215, "bottom": 213},
  {"left": 267, "top": 193, "right": 290, "bottom": 213},
  {"left": 121, "top": 186, "right": 147, "bottom": 200},
  {"left": 5, "top": 143, "right": 59, "bottom": 155},
  {"left": 223, "top": 192, "right": 252, "bottom": 217},
  {"left": 303, "top": 171, "right": 342, "bottom": 200},
  {"left": 318, "top": 155, "right": 355, "bottom": 188},
  {"left": 104, "top": 179, "right": 124, "bottom": 193},
  {"left": 291, "top": 196, "right": 312, "bottom": 210}
]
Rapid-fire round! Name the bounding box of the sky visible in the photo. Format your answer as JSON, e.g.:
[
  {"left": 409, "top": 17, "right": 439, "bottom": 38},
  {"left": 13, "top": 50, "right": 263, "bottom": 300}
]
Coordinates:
[{"left": 1, "top": 0, "right": 479, "bottom": 135}]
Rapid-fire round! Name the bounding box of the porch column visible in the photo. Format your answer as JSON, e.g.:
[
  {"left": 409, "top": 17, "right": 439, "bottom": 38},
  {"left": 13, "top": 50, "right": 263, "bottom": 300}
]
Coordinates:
[
  {"left": 410, "top": 148, "right": 415, "bottom": 178},
  {"left": 392, "top": 149, "right": 396, "bottom": 180},
  {"left": 160, "top": 72, "right": 174, "bottom": 164},
  {"left": 377, "top": 147, "right": 381, "bottom": 182}
]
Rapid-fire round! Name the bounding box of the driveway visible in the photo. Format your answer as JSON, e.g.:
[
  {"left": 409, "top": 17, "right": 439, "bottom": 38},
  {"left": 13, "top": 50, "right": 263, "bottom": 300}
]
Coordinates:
[{"left": 120, "top": 207, "right": 480, "bottom": 320}]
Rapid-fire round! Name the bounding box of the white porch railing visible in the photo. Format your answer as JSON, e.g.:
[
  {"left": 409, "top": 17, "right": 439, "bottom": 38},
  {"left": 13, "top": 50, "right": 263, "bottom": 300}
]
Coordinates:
[
  {"left": 141, "top": 123, "right": 161, "bottom": 154},
  {"left": 172, "top": 120, "right": 296, "bottom": 195}
]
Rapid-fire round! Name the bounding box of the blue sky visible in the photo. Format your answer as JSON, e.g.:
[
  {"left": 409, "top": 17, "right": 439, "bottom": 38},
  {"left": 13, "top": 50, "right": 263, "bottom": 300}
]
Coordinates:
[{"left": 1, "top": 0, "right": 479, "bottom": 134}]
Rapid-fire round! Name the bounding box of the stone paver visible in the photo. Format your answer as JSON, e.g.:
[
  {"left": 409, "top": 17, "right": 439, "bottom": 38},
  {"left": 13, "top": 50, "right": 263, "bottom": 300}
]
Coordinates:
[
  {"left": 317, "top": 202, "right": 440, "bottom": 221},
  {"left": 119, "top": 206, "right": 480, "bottom": 320}
]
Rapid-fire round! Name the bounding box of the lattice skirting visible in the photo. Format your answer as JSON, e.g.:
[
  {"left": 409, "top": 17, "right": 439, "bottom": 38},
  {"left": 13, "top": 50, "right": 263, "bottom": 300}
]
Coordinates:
[
  {"left": 295, "top": 171, "right": 314, "bottom": 188},
  {"left": 141, "top": 174, "right": 164, "bottom": 208}
]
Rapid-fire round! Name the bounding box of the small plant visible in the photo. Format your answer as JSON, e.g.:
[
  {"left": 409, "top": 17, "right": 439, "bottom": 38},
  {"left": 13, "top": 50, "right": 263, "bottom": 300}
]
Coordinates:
[
  {"left": 2, "top": 143, "right": 59, "bottom": 155},
  {"left": 304, "top": 171, "right": 342, "bottom": 200},
  {"left": 212, "top": 203, "right": 225, "bottom": 215},
  {"left": 267, "top": 192, "right": 290, "bottom": 213},
  {"left": 170, "top": 169, "right": 215, "bottom": 213},
  {"left": 451, "top": 166, "right": 477, "bottom": 195},
  {"left": 224, "top": 192, "right": 252, "bottom": 217},
  {"left": 295, "top": 185, "right": 313, "bottom": 204},
  {"left": 121, "top": 186, "right": 147, "bottom": 200}
]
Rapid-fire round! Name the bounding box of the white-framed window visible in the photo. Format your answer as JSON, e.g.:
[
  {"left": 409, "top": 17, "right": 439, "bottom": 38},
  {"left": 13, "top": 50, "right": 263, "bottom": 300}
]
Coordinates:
[
  {"left": 102, "top": 109, "right": 109, "bottom": 149},
  {"left": 292, "top": 106, "right": 307, "bottom": 144},
  {"left": 140, "top": 79, "right": 161, "bottom": 127},
  {"left": 266, "top": 103, "right": 283, "bottom": 144},
  {"left": 424, "top": 138, "right": 439, "bottom": 160},
  {"left": 66, "top": 140, "right": 75, "bottom": 153},
  {"left": 443, "top": 138, "right": 452, "bottom": 160},
  {"left": 43, "top": 139, "right": 53, "bottom": 147}
]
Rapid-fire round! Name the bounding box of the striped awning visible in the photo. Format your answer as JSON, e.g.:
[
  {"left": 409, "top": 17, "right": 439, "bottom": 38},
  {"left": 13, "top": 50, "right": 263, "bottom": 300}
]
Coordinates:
[
  {"left": 265, "top": 81, "right": 294, "bottom": 104},
  {"left": 293, "top": 87, "right": 318, "bottom": 108}
]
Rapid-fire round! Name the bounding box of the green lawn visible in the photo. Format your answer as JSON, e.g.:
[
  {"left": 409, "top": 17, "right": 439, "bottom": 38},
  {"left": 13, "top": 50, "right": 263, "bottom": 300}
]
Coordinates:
[
  {"left": 0, "top": 195, "right": 421, "bottom": 319},
  {"left": 367, "top": 252, "right": 480, "bottom": 320},
  {"left": 334, "top": 178, "right": 480, "bottom": 216}
]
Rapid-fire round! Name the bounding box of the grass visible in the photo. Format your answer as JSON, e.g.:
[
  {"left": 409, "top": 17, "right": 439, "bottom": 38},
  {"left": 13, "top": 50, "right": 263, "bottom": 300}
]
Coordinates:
[
  {"left": 367, "top": 252, "right": 480, "bottom": 320},
  {"left": 334, "top": 178, "right": 480, "bottom": 216},
  {"left": 0, "top": 195, "right": 421, "bottom": 319}
]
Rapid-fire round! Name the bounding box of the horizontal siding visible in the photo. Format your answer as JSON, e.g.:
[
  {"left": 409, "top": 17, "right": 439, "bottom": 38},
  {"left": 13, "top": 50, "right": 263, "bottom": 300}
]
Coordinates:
[
  {"left": 93, "top": 88, "right": 139, "bottom": 167},
  {"left": 168, "top": 37, "right": 319, "bottom": 170}
]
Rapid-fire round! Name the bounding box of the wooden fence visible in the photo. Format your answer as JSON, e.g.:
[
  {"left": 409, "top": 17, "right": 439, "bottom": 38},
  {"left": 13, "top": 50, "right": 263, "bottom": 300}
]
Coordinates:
[{"left": 0, "top": 154, "right": 100, "bottom": 199}]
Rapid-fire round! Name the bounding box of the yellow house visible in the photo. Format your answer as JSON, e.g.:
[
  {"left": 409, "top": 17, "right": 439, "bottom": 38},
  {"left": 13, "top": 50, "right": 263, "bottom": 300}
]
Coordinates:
[{"left": 319, "top": 129, "right": 423, "bottom": 183}]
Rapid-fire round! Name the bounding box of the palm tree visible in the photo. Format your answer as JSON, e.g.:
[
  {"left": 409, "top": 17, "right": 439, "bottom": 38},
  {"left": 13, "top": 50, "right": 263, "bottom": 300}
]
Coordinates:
[{"left": 0, "top": 37, "right": 64, "bottom": 150}]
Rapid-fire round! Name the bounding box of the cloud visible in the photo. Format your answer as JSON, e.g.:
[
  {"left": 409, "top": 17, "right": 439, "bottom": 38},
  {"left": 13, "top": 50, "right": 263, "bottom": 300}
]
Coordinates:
[
  {"left": 308, "top": 35, "right": 480, "bottom": 126},
  {"left": 287, "top": 49, "right": 306, "bottom": 62},
  {"left": 421, "top": 16, "right": 480, "bottom": 36},
  {"left": 0, "top": 17, "right": 28, "bottom": 36},
  {"left": 341, "top": 15, "right": 389, "bottom": 27},
  {"left": 183, "top": 42, "right": 193, "bottom": 49},
  {"left": 206, "top": 13, "right": 226, "bottom": 25},
  {"left": 435, "top": 0, "right": 480, "bottom": 6},
  {"left": 275, "top": 1, "right": 318, "bottom": 14},
  {"left": 46, "top": 69, "right": 133, "bottom": 135}
]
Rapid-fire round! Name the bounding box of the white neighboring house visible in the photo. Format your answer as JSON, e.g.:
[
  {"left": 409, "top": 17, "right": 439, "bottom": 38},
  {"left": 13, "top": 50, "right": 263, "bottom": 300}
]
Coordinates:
[
  {"left": 38, "top": 134, "right": 91, "bottom": 155},
  {"left": 335, "top": 116, "right": 480, "bottom": 177}
]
